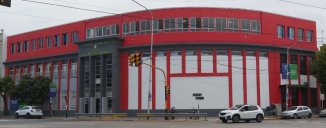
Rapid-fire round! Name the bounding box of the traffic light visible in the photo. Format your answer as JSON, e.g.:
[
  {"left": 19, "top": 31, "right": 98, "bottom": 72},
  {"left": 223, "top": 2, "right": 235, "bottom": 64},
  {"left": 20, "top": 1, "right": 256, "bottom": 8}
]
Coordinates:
[
  {"left": 165, "top": 86, "right": 170, "bottom": 95},
  {"left": 134, "top": 52, "right": 142, "bottom": 67},
  {"left": 128, "top": 53, "right": 135, "bottom": 67},
  {"left": 0, "top": 0, "right": 11, "bottom": 7}
]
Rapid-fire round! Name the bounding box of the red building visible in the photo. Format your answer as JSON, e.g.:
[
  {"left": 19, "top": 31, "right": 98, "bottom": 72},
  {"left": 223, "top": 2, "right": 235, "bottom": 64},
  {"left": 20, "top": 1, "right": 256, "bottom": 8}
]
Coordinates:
[{"left": 5, "top": 8, "right": 319, "bottom": 116}]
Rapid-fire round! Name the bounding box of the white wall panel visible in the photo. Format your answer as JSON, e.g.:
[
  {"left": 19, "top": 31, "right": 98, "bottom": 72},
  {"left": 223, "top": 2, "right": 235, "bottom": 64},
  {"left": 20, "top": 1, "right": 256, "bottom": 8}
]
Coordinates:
[
  {"left": 300, "top": 75, "right": 308, "bottom": 85},
  {"left": 155, "top": 55, "right": 167, "bottom": 109},
  {"left": 291, "top": 78, "right": 299, "bottom": 85},
  {"left": 128, "top": 64, "right": 138, "bottom": 110},
  {"left": 259, "top": 57, "right": 270, "bottom": 108},
  {"left": 171, "top": 77, "right": 229, "bottom": 109},
  {"left": 280, "top": 74, "right": 289, "bottom": 85},
  {"left": 170, "top": 55, "right": 182, "bottom": 74},
  {"left": 201, "top": 55, "right": 213, "bottom": 73},
  {"left": 232, "top": 55, "right": 243, "bottom": 105},
  {"left": 186, "top": 55, "right": 198, "bottom": 73},
  {"left": 310, "top": 76, "right": 317, "bottom": 88},
  {"left": 142, "top": 57, "right": 152, "bottom": 110},
  {"left": 246, "top": 56, "right": 257, "bottom": 105},
  {"left": 217, "top": 55, "right": 228, "bottom": 73}
]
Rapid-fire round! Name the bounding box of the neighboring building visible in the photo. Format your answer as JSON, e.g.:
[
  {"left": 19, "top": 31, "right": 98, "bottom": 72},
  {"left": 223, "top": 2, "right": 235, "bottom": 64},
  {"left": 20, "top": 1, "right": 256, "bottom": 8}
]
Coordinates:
[{"left": 5, "top": 8, "right": 319, "bottom": 116}]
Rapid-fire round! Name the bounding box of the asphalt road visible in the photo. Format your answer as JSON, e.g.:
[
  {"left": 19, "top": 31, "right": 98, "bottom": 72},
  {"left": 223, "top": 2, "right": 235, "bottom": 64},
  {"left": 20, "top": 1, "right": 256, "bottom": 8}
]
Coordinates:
[{"left": 0, "top": 117, "right": 326, "bottom": 128}]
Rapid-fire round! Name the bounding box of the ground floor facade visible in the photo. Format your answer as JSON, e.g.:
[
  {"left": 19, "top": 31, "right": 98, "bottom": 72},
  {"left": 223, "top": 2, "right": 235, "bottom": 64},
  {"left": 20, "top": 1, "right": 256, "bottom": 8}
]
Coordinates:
[{"left": 4, "top": 37, "right": 320, "bottom": 116}]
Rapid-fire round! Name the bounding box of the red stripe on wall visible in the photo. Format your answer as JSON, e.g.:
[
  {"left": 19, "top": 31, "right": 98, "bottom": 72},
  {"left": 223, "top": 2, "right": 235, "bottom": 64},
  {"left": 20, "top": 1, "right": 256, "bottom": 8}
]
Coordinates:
[
  {"left": 198, "top": 49, "right": 201, "bottom": 73},
  {"left": 268, "top": 51, "right": 281, "bottom": 104},
  {"left": 138, "top": 63, "right": 142, "bottom": 111},
  {"left": 213, "top": 49, "right": 217, "bottom": 73},
  {"left": 167, "top": 50, "right": 171, "bottom": 110},
  {"left": 182, "top": 49, "right": 186, "bottom": 74},
  {"left": 242, "top": 50, "right": 247, "bottom": 105},
  {"left": 66, "top": 60, "right": 71, "bottom": 111},
  {"left": 152, "top": 51, "right": 156, "bottom": 110},
  {"left": 120, "top": 52, "right": 129, "bottom": 110},
  {"left": 256, "top": 51, "right": 261, "bottom": 106},
  {"left": 58, "top": 60, "right": 62, "bottom": 111},
  {"left": 228, "top": 49, "right": 233, "bottom": 108}
]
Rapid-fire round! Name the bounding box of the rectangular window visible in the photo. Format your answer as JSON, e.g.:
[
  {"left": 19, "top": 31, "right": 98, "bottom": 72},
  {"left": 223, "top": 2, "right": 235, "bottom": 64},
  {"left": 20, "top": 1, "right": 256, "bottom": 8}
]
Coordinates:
[
  {"left": 300, "top": 56, "right": 307, "bottom": 75},
  {"left": 46, "top": 36, "right": 52, "bottom": 48},
  {"left": 32, "top": 39, "right": 36, "bottom": 50},
  {"left": 183, "top": 18, "right": 189, "bottom": 31},
  {"left": 196, "top": 17, "right": 202, "bottom": 31},
  {"left": 190, "top": 17, "right": 196, "bottom": 31},
  {"left": 23, "top": 41, "right": 28, "bottom": 52},
  {"left": 62, "top": 33, "right": 69, "bottom": 45},
  {"left": 141, "top": 20, "right": 150, "bottom": 34},
  {"left": 241, "top": 19, "right": 250, "bottom": 32},
  {"left": 11, "top": 44, "right": 15, "bottom": 54},
  {"left": 306, "top": 30, "right": 313, "bottom": 42},
  {"left": 86, "top": 28, "right": 95, "bottom": 38},
  {"left": 103, "top": 26, "right": 110, "bottom": 36},
  {"left": 72, "top": 31, "right": 78, "bottom": 43},
  {"left": 38, "top": 37, "right": 44, "bottom": 49},
  {"left": 153, "top": 20, "right": 159, "bottom": 33},
  {"left": 135, "top": 21, "right": 140, "bottom": 34},
  {"left": 54, "top": 34, "right": 60, "bottom": 47},
  {"left": 203, "top": 18, "right": 215, "bottom": 31},
  {"left": 251, "top": 20, "right": 261, "bottom": 33},
  {"left": 288, "top": 27, "right": 294, "bottom": 40},
  {"left": 216, "top": 18, "right": 227, "bottom": 32},
  {"left": 177, "top": 18, "right": 183, "bottom": 32},
  {"left": 95, "top": 27, "right": 103, "bottom": 37},
  {"left": 170, "top": 18, "right": 176, "bottom": 32},
  {"left": 17, "top": 42, "right": 21, "bottom": 53},
  {"left": 123, "top": 23, "right": 129, "bottom": 35},
  {"left": 277, "top": 25, "right": 285, "bottom": 38},
  {"left": 228, "top": 18, "right": 239, "bottom": 32},
  {"left": 111, "top": 24, "right": 119, "bottom": 35},
  {"left": 130, "top": 22, "right": 136, "bottom": 35},
  {"left": 298, "top": 28, "right": 304, "bottom": 41},
  {"left": 164, "top": 18, "right": 171, "bottom": 32}
]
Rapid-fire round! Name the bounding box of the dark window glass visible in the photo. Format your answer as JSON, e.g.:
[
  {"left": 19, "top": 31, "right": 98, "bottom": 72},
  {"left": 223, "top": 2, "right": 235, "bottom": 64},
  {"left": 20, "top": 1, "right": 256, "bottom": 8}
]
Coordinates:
[
  {"left": 135, "top": 21, "right": 140, "bottom": 34},
  {"left": 17, "top": 42, "right": 21, "bottom": 53},
  {"left": 11, "top": 44, "right": 15, "bottom": 54},
  {"left": 62, "top": 33, "right": 68, "bottom": 45},
  {"left": 72, "top": 31, "right": 78, "bottom": 43},
  {"left": 290, "top": 54, "right": 297, "bottom": 64},
  {"left": 300, "top": 56, "right": 307, "bottom": 75},
  {"left": 32, "top": 39, "right": 36, "bottom": 49},
  {"left": 280, "top": 53, "right": 287, "bottom": 71},
  {"left": 164, "top": 18, "right": 171, "bottom": 32},
  {"left": 23, "top": 41, "right": 28, "bottom": 52},
  {"left": 38, "top": 37, "right": 43, "bottom": 48},
  {"left": 298, "top": 28, "right": 304, "bottom": 41},
  {"left": 288, "top": 27, "right": 294, "bottom": 40},
  {"left": 241, "top": 19, "right": 250, "bottom": 32},
  {"left": 183, "top": 18, "right": 189, "bottom": 31},
  {"left": 248, "top": 106, "right": 258, "bottom": 111},
  {"left": 46, "top": 36, "right": 52, "bottom": 47},
  {"left": 54, "top": 35, "right": 60, "bottom": 47},
  {"left": 232, "top": 51, "right": 241, "bottom": 56},
  {"left": 196, "top": 17, "right": 202, "bottom": 30},
  {"left": 277, "top": 25, "right": 285, "bottom": 38},
  {"left": 306, "top": 30, "right": 313, "bottom": 42}
]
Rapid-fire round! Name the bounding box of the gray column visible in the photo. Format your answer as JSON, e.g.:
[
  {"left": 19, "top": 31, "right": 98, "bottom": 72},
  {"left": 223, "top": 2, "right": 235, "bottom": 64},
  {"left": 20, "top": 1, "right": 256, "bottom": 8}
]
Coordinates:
[
  {"left": 112, "top": 47, "right": 120, "bottom": 113},
  {"left": 78, "top": 57, "right": 85, "bottom": 98},
  {"left": 90, "top": 56, "right": 95, "bottom": 97},
  {"left": 101, "top": 55, "right": 106, "bottom": 98},
  {"left": 78, "top": 98, "right": 84, "bottom": 113}
]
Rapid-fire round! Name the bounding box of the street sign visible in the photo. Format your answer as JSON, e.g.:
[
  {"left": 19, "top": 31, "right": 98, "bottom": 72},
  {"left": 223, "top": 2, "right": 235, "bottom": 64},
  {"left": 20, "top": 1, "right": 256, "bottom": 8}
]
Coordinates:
[
  {"left": 281, "top": 63, "right": 288, "bottom": 79},
  {"left": 193, "top": 93, "right": 202, "bottom": 97},
  {"left": 321, "top": 94, "right": 325, "bottom": 101},
  {"left": 195, "top": 96, "right": 204, "bottom": 100},
  {"left": 289, "top": 64, "right": 298, "bottom": 79},
  {"left": 49, "top": 88, "right": 57, "bottom": 97}
]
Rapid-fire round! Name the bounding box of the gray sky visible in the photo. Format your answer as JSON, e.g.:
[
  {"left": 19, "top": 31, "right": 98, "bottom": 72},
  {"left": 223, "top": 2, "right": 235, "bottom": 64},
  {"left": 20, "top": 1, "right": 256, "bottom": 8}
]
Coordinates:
[{"left": 0, "top": 0, "right": 325, "bottom": 46}]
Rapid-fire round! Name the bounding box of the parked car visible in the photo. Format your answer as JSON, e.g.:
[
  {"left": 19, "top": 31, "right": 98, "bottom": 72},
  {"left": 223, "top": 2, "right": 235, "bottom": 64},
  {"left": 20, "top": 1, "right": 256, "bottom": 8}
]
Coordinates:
[
  {"left": 218, "top": 104, "right": 264, "bottom": 123},
  {"left": 320, "top": 109, "right": 326, "bottom": 117},
  {"left": 15, "top": 106, "right": 43, "bottom": 119},
  {"left": 281, "top": 106, "right": 312, "bottom": 119}
]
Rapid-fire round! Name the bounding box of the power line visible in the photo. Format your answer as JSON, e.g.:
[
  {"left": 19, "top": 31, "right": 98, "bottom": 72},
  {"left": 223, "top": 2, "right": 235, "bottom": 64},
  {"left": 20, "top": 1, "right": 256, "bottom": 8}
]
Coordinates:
[
  {"left": 279, "top": 0, "right": 326, "bottom": 10},
  {"left": 0, "top": 10, "right": 70, "bottom": 22}
]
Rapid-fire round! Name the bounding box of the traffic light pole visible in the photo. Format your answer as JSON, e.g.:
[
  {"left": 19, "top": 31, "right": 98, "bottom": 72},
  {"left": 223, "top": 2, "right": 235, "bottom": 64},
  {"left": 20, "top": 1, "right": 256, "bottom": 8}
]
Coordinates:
[{"left": 142, "top": 63, "right": 169, "bottom": 115}]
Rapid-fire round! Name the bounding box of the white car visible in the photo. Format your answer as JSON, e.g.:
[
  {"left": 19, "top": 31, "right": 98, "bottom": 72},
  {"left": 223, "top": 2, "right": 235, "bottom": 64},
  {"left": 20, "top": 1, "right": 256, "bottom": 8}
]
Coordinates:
[
  {"left": 218, "top": 105, "right": 264, "bottom": 123},
  {"left": 319, "top": 109, "right": 326, "bottom": 117},
  {"left": 281, "top": 106, "right": 312, "bottom": 119},
  {"left": 15, "top": 106, "right": 43, "bottom": 119}
]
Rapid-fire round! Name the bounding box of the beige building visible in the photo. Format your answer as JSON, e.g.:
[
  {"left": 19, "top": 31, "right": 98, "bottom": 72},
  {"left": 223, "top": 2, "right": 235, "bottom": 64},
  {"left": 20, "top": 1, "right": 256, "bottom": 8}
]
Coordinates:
[{"left": 0, "top": 29, "right": 5, "bottom": 113}]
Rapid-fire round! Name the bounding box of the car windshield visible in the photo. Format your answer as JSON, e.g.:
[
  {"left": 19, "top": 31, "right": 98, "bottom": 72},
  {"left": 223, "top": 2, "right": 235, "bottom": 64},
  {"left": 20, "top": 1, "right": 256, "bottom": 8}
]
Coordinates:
[
  {"left": 229, "top": 105, "right": 243, "bottom": 110},
  {"left": 288, "top": 106, "right": 298, "bottom": 110},
  {"left": 32, "top": 107, "right": 41, "bottom": 110}
]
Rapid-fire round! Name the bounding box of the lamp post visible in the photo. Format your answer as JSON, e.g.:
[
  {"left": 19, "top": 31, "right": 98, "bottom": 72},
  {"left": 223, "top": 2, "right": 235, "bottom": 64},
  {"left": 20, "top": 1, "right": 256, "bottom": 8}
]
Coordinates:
[
  {"left": 286, "top": 42, "right": 300, "bottom": 110},
  {"left": 131, "top": 0, "right": 154, "bottom": 115}
]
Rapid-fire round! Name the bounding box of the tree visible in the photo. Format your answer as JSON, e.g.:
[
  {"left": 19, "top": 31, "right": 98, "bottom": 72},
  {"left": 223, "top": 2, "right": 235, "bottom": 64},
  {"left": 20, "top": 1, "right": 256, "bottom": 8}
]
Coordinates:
[
  {"left": 13, "top": 75, "right": 51, "bottom": 107},
  {"left": 0, "top": 76, "right": 15, "bottom": 115},
  {"left": 311, "top": 45, "right": 326, "bottom": 94}
]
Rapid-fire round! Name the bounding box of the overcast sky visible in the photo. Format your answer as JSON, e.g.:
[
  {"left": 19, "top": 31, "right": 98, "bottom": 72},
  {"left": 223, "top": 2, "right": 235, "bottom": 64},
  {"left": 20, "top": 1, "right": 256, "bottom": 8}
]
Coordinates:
[{"left": 0, "top": 0, "right": 325, "bottom": 46}]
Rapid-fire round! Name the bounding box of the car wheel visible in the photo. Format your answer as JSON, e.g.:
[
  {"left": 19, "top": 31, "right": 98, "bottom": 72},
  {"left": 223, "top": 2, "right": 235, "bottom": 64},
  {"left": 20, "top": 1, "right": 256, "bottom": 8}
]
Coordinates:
[
  {"left": 37, "top": 116, "right": 42, "bottom": 119},
  {"left": 256, "top": 114, "right": 263, "bottom": 123},
  {"left": 232, "top": 115, "right": 240, "bottom": 123},
  {"left": 293, "top": 114, "right": 298, "bottom": 119},
  {"left": 26, "top": 113, "right": 31, "bottom": 119},
  {"left": 246, "top": 120, "right": 250, "bottom": 123},
  {"left": 221, "top": 119, "right": 228, "bottom": 123},
  {"left": 15, "top": 113, "right": 19, "bottom": 119},
  {"left": 308, "top": 113, "right": 312, "bottom": 119}
]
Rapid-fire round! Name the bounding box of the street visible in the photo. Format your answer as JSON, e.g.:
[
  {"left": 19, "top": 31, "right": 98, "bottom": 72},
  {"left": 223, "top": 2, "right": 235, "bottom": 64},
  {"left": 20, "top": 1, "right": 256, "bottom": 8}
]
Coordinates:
[{"left": 0, "top": 117, "right": 326, "bottom": 128}]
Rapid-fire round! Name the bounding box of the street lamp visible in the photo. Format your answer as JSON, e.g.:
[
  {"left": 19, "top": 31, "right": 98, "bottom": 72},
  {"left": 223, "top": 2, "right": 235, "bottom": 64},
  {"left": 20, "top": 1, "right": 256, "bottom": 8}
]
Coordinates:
[
  {"left": 131, "top": 0, "right": 154, "bottom": 114},
  {"left": 286, "top": 42, "right": 300, "bottom": 110}
]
